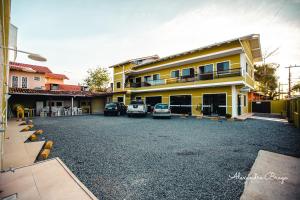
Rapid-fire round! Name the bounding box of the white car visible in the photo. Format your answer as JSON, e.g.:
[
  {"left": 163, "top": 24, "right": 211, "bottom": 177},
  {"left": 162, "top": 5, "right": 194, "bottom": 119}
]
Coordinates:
[
  {"left": 152, "top": 103, "right": 171, "bottom": 119},
  {"left": 127, "top": 100, "right": 147, "bottom": 117}
]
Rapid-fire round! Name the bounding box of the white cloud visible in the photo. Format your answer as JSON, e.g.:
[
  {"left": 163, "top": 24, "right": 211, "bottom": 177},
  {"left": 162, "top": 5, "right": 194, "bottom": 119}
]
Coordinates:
[{"left": 15, "top": 1, "right": 300, "bottom": 87}]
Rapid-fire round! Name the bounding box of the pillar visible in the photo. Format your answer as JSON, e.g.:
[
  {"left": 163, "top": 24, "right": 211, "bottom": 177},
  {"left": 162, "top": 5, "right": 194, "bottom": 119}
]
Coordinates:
[{"left": 232, "top": 85, "right": 237, "bottom": 118}]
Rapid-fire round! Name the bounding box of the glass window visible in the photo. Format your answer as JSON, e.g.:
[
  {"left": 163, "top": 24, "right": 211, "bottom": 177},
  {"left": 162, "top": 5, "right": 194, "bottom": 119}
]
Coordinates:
[
  {"left": 244, "top": 95, "right": 247, "bottom": 106},
  {"left": 21, "top": 77, "right": 28, "bottom": 88},
  {"left": 12, "top": 76, "right": 18, "bottom": 88},
  {"left": 217, "top": 61, "right": 230, "bottom": 72},
  {"left": 153, "top": 74, "right": 160, "bottom": 80},
  {"left": 56, "top": 102, "right": 63, "bottom": 107},
  {"left": 171, "top": 70, "right": 180, "bottom": 78},
  {"left": 136, "top": 96, "right": 142, "bottom": 100},
  {"left": 246, "top": 62, "right": 248, "bottom": 73},
  {"left": 144, "top": 76, "right": 151, "bottom": 82},
  {"left": 199, "top": 64, "right": 213, "bottom": 74},
  {"left": 117, "top": 82, "right": 121, "bottom": 88},
  {"left": 34, "top": 76, "right": 40, "bottom": 81},
  {"left": 182, "top": 68, "right": 195, "bottom": 77}
]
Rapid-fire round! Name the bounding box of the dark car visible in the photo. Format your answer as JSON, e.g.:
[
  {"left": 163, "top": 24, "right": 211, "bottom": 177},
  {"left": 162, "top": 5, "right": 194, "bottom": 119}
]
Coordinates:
[{"left": 104, "top": 102, "right": 127, "bottom": 116}]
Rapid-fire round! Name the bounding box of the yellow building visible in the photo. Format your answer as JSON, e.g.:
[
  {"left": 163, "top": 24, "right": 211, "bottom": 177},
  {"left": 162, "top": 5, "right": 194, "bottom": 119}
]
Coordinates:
[{"left": 110, "top": 34, "right": 262, "bottom": 117}]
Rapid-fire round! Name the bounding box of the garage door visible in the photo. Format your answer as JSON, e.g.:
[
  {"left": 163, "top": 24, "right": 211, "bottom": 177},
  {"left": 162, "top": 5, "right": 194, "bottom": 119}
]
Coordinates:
[
  {"left": 145, "top": 96, "right": 162, "bottom": 112},
  {"left": 203, "top": 94, "right": 226, "bottom": 116},
  {"left": 252, "top": 101, "right": 271, "bottom": 113},
  {"left": 170, "top": 95, "right": 192, "bottom": 115}
]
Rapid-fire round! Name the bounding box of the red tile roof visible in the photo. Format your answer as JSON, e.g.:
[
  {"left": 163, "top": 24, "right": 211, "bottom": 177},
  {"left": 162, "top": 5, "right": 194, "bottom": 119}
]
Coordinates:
[
  {"left": 45, "top": 73, "right": 69, "bottom": 80},
  {"left": 9, "top": 87, "right": 109, "bottom": 97},
  {"left": 59, "top": 84, "right": 81, "bottom": 91},
  {"left": 9, "top": 61, "right": 52, "bottom": 73}
]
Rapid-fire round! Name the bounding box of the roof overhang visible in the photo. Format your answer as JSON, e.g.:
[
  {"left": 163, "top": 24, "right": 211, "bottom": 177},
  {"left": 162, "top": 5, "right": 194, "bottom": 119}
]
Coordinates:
[{"left": 240, "top": 34, "right": 262, "bottom": 62}]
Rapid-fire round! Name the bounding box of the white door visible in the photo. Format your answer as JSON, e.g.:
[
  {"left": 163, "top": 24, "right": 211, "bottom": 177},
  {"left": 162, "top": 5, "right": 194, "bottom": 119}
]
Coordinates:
[{"left": 36, "top": 101, "right": 44, "bottom": 116}]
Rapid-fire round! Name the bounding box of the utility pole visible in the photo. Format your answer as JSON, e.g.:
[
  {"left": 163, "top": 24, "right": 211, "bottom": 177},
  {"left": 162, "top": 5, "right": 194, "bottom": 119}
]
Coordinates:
[{"left": 285, "top": 65, "right": 300, "bottom": 98}]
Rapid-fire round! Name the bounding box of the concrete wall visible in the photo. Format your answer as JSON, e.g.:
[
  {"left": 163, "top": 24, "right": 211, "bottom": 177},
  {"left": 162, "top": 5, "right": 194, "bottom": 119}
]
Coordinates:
[{"left": 9, "top": 70, "right": 46, "bottom": 89}]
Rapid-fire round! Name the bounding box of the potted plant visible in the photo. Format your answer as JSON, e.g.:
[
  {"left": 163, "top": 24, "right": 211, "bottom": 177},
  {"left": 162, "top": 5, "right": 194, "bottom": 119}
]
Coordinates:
[
  {"left": 225, "top": 113, "right": 233, "bottom": 121},
  {"left": 196, "top": 104, "right": 203, "bottom": 119}
]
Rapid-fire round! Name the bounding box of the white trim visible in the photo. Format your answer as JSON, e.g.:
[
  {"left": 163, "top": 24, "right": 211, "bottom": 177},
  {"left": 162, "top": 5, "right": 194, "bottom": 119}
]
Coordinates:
[
  {"left": 128, "top": 81, "right": 244, "bottom": 93},
  {"left": 232, "top": 85, "right": 237, "bottom": 117},
  {"left": 129, "top": 47, "right": 243, "bottom": 74}
]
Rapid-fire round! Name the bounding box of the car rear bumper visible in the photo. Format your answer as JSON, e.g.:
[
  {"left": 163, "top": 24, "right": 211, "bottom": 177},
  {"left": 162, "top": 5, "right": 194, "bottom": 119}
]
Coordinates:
[{"left": 152, "top": 112, "right": 171, "bottom": 117}]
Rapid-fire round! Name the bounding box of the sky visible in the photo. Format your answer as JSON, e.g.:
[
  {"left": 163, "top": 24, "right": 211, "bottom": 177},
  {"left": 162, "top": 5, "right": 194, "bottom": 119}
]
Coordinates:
[{"left": 11, "top": 0, "right": 300, "bottom": 91}]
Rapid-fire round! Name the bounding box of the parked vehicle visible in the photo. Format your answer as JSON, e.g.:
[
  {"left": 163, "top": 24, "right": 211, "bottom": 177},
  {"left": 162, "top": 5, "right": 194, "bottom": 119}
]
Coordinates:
[
  {"left": 127, "top": 100, "right": 147, "bottom": 117},
  {"left": 104, "top": 102, "right": 127, "bottom": 116},
  {"left": 152, "top": 103, "right": 171, "bottom": 119}
]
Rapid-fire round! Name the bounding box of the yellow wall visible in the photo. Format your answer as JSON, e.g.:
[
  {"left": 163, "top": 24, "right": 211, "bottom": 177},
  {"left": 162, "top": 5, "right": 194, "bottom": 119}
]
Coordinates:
[
  {"left": 135, "top": 41, "right": 241, "bottom": 70},
  {"left": 114, "top": 86, "right": 237, "bottom": 116},
  {"left": 271, "top": 100, "right": 287, "bottom": 115}
]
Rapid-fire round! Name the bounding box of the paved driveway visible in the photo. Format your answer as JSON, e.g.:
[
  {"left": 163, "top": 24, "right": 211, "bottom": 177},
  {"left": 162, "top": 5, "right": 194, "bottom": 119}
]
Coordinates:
[{"left": 33, "top": 115, "right": 300, "bottom": 200}]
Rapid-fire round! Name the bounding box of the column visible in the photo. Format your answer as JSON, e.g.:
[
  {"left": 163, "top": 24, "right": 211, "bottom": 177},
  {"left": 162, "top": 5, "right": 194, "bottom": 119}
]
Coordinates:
[
  {"left": 232, "top": 85, "right": 237, "bottom": 118},
  {"left": 71, "top": 97, "right": 74, "bottom": 116}
]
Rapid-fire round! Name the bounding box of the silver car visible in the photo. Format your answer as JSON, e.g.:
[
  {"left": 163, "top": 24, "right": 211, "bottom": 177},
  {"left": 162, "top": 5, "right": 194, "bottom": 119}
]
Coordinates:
[{"left": 152, "top": 103, "right": 171, "bottom": 119}]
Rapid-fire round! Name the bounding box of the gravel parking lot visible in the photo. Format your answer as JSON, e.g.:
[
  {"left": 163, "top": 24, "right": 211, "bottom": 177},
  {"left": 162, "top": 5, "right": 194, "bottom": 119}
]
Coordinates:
[{"left": 33, "top": 115, "right": 300, "bottom": 200}]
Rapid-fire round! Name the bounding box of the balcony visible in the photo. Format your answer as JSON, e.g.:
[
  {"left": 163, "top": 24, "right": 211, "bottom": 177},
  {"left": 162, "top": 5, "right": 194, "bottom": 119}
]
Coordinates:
[{"left": 126, "top": 68, "right": 242, "bottom": 89}]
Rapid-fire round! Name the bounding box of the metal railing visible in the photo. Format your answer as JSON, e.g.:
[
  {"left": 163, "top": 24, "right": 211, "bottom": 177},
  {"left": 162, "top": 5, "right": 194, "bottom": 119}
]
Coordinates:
[{"left": 126, "top": 68, "right": 241, "bottom": 88}]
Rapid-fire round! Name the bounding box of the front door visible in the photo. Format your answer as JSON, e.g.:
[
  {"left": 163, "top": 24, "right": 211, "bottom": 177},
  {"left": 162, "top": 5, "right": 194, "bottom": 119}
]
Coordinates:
[
  {"left": 203, "top": 94, "right": 226, "bottom": 116},
  {"left": 237, "top": 95, "right": 241, "bottom": 115}
]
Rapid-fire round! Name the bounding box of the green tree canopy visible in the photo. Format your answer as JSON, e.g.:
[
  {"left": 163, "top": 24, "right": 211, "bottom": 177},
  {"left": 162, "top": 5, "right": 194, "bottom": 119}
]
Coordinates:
[
  {"left": 254, "top": 63, "right": 279, "bottom": 100},
  {"left": 84, "top": 67, "right": 110, "bottom": 92},
  {"left": 292, "top": 83, "right": 300, "bottom": 91}
]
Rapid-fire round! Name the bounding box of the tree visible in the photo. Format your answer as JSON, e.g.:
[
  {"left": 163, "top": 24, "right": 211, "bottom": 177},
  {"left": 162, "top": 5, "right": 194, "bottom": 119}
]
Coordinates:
[
  {"left": 254, "top": 63, "right": 279, "bottom": 100},
  {"left": 84, "top": 67, "right": 110, "bottom": 92},
  {"left": 292, "top": 83, "right": 300, "bottom": 91}
]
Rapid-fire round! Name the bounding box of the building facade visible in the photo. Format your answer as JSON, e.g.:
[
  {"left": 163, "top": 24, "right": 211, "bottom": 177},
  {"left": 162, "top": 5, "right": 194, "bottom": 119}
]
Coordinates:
[{"left": 110, "top": 34, "right": 262, "bottom": 117}]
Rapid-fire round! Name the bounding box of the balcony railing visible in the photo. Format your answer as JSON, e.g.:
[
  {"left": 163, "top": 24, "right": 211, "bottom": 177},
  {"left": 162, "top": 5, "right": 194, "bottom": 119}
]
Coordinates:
[{"left": 126, "top": 68, "right": 241, "bottom": 88}]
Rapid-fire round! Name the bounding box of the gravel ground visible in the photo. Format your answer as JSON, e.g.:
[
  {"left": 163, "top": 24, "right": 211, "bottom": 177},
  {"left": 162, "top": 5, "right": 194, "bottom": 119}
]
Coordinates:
[{"left": 33, "top": 115, "right": 300, "bottom": 200}]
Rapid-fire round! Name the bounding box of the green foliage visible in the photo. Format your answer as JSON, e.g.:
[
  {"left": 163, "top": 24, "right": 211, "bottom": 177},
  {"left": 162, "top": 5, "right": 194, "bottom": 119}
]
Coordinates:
[
  {"left": 84, "top": 67, "right": 110, "bottom": 92},
  {"left": 254, "top": 63, "right": 279, "bottom": 100},
  {"left": 292, "top": 83, "right": 300, "bottom": 91},
  {"left": 225, "top": 113, "right": 232, "bottom": 119}
]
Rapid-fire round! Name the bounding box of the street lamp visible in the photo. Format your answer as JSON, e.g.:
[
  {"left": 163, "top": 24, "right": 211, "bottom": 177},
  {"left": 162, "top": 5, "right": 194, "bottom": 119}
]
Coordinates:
[{"left": 0, "top": 45, "right": 47, "bottom": 62}]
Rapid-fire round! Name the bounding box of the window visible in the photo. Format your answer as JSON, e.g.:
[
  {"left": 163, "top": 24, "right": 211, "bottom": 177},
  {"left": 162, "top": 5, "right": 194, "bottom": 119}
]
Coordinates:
[
  {"left": 50, "top": 84, "right": 59, "bottom": 90},
  {"left": 116, "top": 82, "right": 121, "bottom": 88},
  {"left": 171, "top": 70, "right": 180, "bottom": 78},
  {"left": 117, "top": 96, "right": 124, "bottom": 103},
  {"left": 56, "top": 101, "right": 63, "bottom": 107},
  {"left": 217, "top": 61, "right": 230, "bottom": 72},
  {"left": 136, "top": 96, "right": 142, "bottom": 100},
  {"left": 21, "top": 77, "right": 28, "bottom": 88},
  {"left": 244, "top": 95, "right": 247, "bottom": 106},
  {"left": 12, "top": 76, "right": 18, "bottom": 88},
  {"left": 110, "top": 83, "right": 113, "bottom": 88},
  {"left": 153, "top": 74, "right": 160, "bottom": 80},
  {"left": 144, "top": 76, "right": 151, "bottom": 83},
  {"left": 245, "top": 62, "right": 248, "bottom": 73},
  {"left": 182, "top": 68, "right": 195, "bottom": 77},
  {"left": 199, "top": 64, "right": 213, "bottom": 74},
  {"left": 199, "top": 64, "right": 213, "bottom": 80},
  {"left": 34, "top": 76, "right": 40, "bottom": 81}
]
